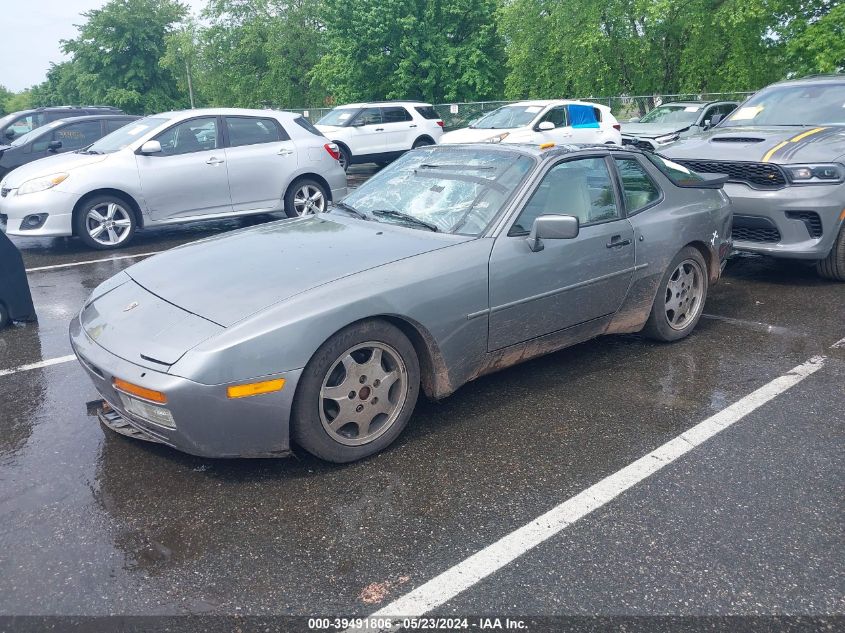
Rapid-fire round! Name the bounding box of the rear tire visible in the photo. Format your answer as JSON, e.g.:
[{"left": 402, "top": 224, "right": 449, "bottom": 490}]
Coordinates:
[
  {"left": 412, "top": 137, "right": 434, "bottom": 149},
  {"left": 284, "top": 178, "right": 329, "bottom": 218},
  {"left": 74, "top": 194, "right": 137, "bottom": 250},
  {"left": 337, "top": 145, "right": 351, "bottom": 172},
  {"left": 816, "top": 224, "right": 845, "bottom": 281},
  {"left": 0, "top": 302, "right": 9, "bottom": 328},
  {"left": 643, "top": 246, "right": 709, "bottom": 342},
  {"left": 291, "top": 320, "right": 420, "bottom": 463}
]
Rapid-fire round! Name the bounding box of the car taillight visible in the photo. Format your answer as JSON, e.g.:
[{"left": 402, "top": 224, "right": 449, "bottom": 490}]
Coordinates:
[
  {"left": 324, "top": 143, "right": 340, "bottom": 160},
  {"left": 613, "top": 124, "right": 621, "bottom": 131},
  {"left": 436, "top": 121, "right": 444, "bottom": 127}
]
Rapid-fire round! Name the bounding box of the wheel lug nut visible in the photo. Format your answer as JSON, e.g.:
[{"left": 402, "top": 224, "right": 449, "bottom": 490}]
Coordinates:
[
  {"left": 348, "top": 391, "right": 356, "bottom": 399},
  {"left": 373, "top": 379, "right": 381, "bottom": 387},
  {"left": 359, "top": 376, "right": 367, "bottom": 384},
  {"left": 355, "top": 404, "right": 364, "bottom": 412},
  {"left": 371, "top": 397, "right": 378, "bottom": 405}
]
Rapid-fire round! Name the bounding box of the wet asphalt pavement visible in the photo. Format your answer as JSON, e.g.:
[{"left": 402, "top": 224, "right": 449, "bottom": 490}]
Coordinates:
[{"left": 0, "top": 164, "right": 842, "bottom": 624}]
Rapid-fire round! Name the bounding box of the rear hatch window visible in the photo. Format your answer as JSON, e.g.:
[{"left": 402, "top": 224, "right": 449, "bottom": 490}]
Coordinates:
[{"left": 415, "top": 106, "right": 441, "bottom": 120}]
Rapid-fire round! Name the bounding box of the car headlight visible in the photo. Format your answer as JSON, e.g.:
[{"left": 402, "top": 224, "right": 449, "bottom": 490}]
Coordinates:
[
  {"left": 17, "top": 173, "right": 69, "bottom": 196},
  {"left": 783, "top": 163, "right": 845, "bottom": 184},
  {"left": 654, "top": 133, "right": 680, "bottom": 144},
  {"left": 485, "top": 132, "right": 510, "bottom": 143}
]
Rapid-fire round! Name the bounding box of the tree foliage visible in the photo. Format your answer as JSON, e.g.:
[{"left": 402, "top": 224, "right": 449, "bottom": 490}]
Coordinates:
[{"left": 12, "top": 0, "right": 845, "bottom": 115}]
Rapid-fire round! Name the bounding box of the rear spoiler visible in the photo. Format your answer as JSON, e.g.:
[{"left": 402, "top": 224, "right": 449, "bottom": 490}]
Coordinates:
[{"left": 674, "top": 172, "right": 729, "bottom": 189}]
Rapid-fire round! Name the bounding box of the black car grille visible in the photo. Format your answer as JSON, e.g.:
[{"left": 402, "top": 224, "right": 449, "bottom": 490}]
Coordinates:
[
  {"left": 675, "top": 160, "right": 787, "bottom": 188},
  {"left": 785, "top": 211, "right": 823, "bottom": 238},
  {"left": 731, "top": 215, "right": 781, "bottom": 243},
  {"left": 622, "top": 137, "right": 655, "bottom": 150}
]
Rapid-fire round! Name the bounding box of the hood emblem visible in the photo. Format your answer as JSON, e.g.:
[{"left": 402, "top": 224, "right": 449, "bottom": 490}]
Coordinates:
[{"left": 123, "top": 301, "right": 140, "bottom": 312}]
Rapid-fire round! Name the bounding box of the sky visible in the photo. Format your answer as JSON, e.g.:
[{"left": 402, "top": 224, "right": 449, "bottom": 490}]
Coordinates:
[{"left": 2, "top": 0, "right": 206, "bottom": 93}]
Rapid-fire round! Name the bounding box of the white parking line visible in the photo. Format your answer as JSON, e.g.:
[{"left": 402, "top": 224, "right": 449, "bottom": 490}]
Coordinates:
[
  {"left": 832, "top": 336, "right": 845, "bottom": 349},
  {"left": 356, "top": 354, "right": 826, "bottom": 628},
  {"left": 25, "top": 251, "right": 161, "bottom": 273},
  {"left": 0, "top": 354, "right": 77, "bottom": 378}
]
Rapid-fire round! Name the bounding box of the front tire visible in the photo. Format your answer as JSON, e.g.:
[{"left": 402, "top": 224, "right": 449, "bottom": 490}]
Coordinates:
[
  {"left": 643, "top": 246, "right": 709, "bottom": 342},
  {"left": 0, "top": 302, "right": 9, "bottom": 328},
  {"left": 291, "top": 320, "right": 420, "bottom": 463},
  {"left": 284, "top": 179, "right": 329, "bottom": 218},
  {"left": 412, "top": 137, "right": 434, "bottom": 149},
  {"left": 74, "top": 195, "right": 136, "bottom": 250},
  {"left": 816, "top": 224, "right": 845, "bottom": 281}
]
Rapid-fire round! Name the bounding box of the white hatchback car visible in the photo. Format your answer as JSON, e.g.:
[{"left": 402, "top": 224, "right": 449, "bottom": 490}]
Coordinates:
[
  {"left": 315, "top": 102, "right": 444, "bottom": 171},
  {"left": 441, "top": 100, "right": 622, "bottom": 146},
  {"left": 0, "top": 108, "right": 347, "bottom": 249}
]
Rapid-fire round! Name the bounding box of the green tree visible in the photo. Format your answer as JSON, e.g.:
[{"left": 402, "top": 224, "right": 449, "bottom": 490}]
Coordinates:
[
  {"left": 4, "top": 90, "right": 34, "bottom": 113},
  {"left": 787, "top": 1, "right": 845, "bottom": 74},
  {"left": 60, "top": 0, "right": 188, "bottom": 113},
  {"left": 29, "top": 62, "right": 83, "bottom": 107},
  {"left": 197, "top": 0, "right": 327, "bottom": 108},
  {"left": 0, "top": 85, "right": 13, "bottom": 115},
  {"left": 314, "top": 0, "right": 506, "bottom": 103}
]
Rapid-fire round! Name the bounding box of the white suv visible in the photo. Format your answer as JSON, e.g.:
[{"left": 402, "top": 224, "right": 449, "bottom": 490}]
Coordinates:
[
  {"left": 315, "top": 102, "right": 444, "bottom": 171},
  {"left": 441, "top": 100, "right": 622, "bottom": 146}
]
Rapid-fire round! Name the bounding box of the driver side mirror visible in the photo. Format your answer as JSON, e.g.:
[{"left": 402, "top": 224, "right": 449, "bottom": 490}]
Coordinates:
[
  {"left": 527, "top": 214, "right": 579, "bottom": 252},
  {"left": 707, "top": 113, "right": 724, "bottom": 129},
  {"left": 139, "top": 140, "right": 162, "bottom": 155},
  {"left": 349, "top": 120, "right": 366, "bottom": 127},
  {"left": 47, "top": 140, "right": 62, "bottom": 152},
  {"left": 5, "top": 130, "right": 15, "bottom": 140},
  {"left": 537, "top": 121, "right": 555, "bottom": 131},
  {"left": 628, "top": 117, "right": 640, "bottom": 123}
]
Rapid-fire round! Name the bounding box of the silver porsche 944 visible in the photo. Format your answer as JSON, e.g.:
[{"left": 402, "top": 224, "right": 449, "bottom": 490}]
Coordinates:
[{"left": 70, "top": 143, "right": 732, "bottom": 462}]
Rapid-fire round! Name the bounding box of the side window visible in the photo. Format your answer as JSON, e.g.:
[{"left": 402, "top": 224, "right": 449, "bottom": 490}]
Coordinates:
[
  {"left": 593, "top": 107, "right": 603, "bottom": 122},
  {"left": 7, "top": 113, "right": 46, "bottom": 139},
  {"left": 155, "top": 117, "right": 219, "bottom": 156},
  {"left": 382, "top": 107, "right": 412, "bottom": 123},
  {"left": 52, "top": 120, "right": 102, "bottom": 151},
  {"left": 614, "top": 157, "right": 661, "bottom": 213},
  {"left": 353, "top": 108, "right": 382, "bottom": 126},
  {"left": 225, "top": 117, "right": 286, "bottom": 147},
  {"left": 414, "top": 106, "right": 440, "bottom": 120},
  {"left": 538, "top": 106, "right": 567, "bottom": 128},
  {"left": 105, "top": 119, "right": 132, "bottom": 134},
  {"left": 510, "top": 157, "right": 619, "bottom": 235}
]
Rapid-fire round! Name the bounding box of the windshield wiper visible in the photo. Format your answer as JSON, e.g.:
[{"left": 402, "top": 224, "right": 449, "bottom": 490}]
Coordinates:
[
  {"left": 78, "top": 149, "right": 102, "bottom": 155},
  {"left": 418, "top": 164, "right": 494, "bottom": 171},
  {"left": 372, "top": 209, "right": 439, "bottom": 232},
  {"left": 331, "top": 201, "right": 369, "bottom": 220}
]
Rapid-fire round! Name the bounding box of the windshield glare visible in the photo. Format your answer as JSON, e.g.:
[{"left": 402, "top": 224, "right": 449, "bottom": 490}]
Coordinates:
[
  {"left": 87, "top": 116, "right": 168, "bottom": 153},
  {"left": 317, "top": 108, "right": 360, "bottom": 127},
  {"left": 472, "top": 105, "right": 543, "bottom": 129},
  {"left": 339, "top": 147, "right": 534, "bottom": 235},
  {"left": 639, "top": 105, "right": 701, "bottom": 124},
  {"left": 11, "top": 120, "right": 63, "bottom": 147},
  {"left": 721, "top": 84, "right": 845, "bottom": 127}
]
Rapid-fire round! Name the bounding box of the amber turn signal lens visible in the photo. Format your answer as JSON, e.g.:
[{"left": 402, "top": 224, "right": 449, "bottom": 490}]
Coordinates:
[
  {"left": 113, "top": 378, "right": 167, "bottom": 404},
  {"left": 227, "top": 378, "right": 286, "bottom": 399}
]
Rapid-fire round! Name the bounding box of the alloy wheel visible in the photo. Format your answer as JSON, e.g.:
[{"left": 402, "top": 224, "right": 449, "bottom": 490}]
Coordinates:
[
  {"left": 319, "top": 342, "right": 408, "bottom": 446},
  {"left": 664, "top": 258, "right": 704, "bottom": 330},
  {"left": 293, "top": 184, "right": 326, "bottom": 215},
  {"left": 85, "top": 202, "right": 133, "bottom": 246}
]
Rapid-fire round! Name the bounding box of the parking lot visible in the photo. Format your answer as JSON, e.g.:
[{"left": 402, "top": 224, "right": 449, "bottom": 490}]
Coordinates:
[{"left": 0, "top": 164, "right": 842, "bottom": 628}]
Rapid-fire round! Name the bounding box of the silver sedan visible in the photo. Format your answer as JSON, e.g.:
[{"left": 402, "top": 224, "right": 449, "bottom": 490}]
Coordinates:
[
  {"left": 0, "top": 108, "right": 347, "bottom": 249},
  {"left": 70, "top": 143, "right": 732, "bottom": 462}
]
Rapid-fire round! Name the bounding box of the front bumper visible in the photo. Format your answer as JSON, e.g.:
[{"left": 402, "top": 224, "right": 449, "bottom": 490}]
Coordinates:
[
  {"left": 70, "top": 314, "right": 302, "bottom": 458},
  {"left": 723, "top": 181, "right": 845, "bottom": 260},
  {"left": 0, "top": 187, "right": 79, "bottom": 237}
]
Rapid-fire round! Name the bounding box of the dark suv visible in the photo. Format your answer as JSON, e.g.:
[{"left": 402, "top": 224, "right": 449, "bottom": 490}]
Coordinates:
[
  {"left": 0, "top": 106, "right": 124, "bottom": 143},
  {"left": 0, "top": 114, "right": 139, "bottom": 180},
  {"left": 663, "top": 75, "right": 845, "bottom": 281}
]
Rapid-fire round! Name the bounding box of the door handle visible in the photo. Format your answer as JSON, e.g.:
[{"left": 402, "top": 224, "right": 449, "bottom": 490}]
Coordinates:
[
  {"left": 410, "top": 124, "right": 417, "bottom": 128},
  {"left": 375, "top": 128, "right": 384, "bottom": 132},
  {"left": 277, "top": 148, "right": 294, "bottom": 156},
  {"left": 606, "top": 235, "right": 632, "bottom": 248},
  {"left": 206, "top": 157, "right": 224, "bottom": 165}
]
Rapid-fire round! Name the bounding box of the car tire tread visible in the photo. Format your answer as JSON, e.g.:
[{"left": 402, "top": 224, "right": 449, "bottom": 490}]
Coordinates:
[
  {"left": 816, "top": 224, "right": 845, "bottom": 282},
  {"left": 643, "top": 246, "right": 709, "bottom": 342}
]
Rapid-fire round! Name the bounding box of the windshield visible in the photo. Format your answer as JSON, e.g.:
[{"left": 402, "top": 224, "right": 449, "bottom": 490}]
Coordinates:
[
  {"left": 721, "top": 83, "right": 845, "bottom": 127},
  {"left": 471, "top": 105, "right": 543, "bottom": 129},
  {"left": 86, "top": 116, "right": 168, "bottom": 153},
  {"left": 11, "top": 120, "right": 63, "bottom": 147},
  {"left": 338, "top": 147, "right": 534, "bottom": 235},
  {"left": 639, "top": 104, "right": 701, "bottom": 124},
  {"left": 317, "top": 108, "right": 361, "bottom": 127}
]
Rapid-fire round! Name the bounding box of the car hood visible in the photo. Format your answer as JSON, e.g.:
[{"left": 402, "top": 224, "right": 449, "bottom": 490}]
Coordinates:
[
  {"left": 0, "top": 151, "right": 109, "bottom": 187},
  {"left": 661, "top": 125, "right": 845, "bottom": 164},
  {"left": 123, "top": 214, "right": 467, "bottom": 327},
  {"left": 440, "top": 127, "right": 525, "bottom": 144},
  {"left": 621, "top": 122, "right": 689, "bottom": 138}
]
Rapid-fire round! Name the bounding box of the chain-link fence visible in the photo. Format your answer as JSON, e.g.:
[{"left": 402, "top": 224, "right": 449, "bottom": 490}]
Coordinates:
[{"left": 288, "top": 91, "right": 754, "bottom": 131}]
